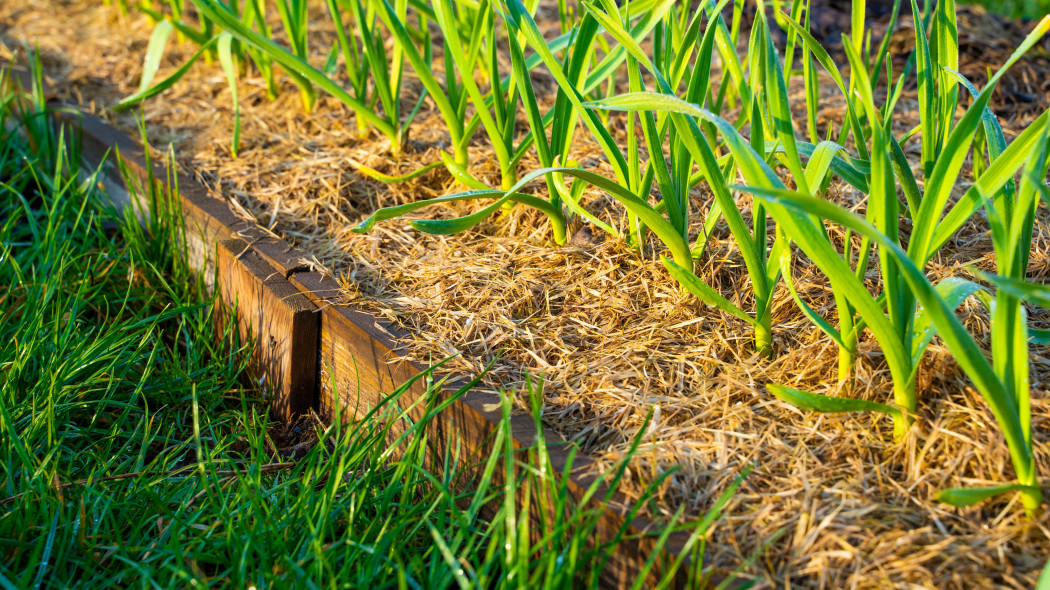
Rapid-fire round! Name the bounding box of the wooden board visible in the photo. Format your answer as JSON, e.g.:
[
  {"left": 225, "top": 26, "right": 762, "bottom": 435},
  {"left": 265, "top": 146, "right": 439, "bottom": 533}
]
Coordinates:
[
  {"left": 217, "top": 239, "right": 319, "bottom": 420},
  {"left": 8, "top": 63, "right": 707, "bottom": 586}
]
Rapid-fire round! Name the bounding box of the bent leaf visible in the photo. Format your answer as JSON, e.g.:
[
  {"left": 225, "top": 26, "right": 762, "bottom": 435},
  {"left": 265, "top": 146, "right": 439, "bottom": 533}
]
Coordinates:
[
  {"left": 662, "top": 256, "right": 756, "bottom": 327},
  {"left": 115, "top": 38, "right": 217, "bottom": 112},
  {"left": 978, "top": 271, "right": 1050, "bottom": 308},
  {"left": 138, "top": 19, "right": 174, "bottom": 94},
  {"left": 350, "top": 160, "right": 444, "bottom": 184},
  {"left": 911, "top": 277, "right": 988, "bottom": 367},
  {"left": 936, "top": 483, "right": 1040, "bottom": 507},
  {"left": 768, "top": 384, "right": 903, "bottom": 417},
  {"left": 506, "top": 167, "right": 692, "bottom": 268}
]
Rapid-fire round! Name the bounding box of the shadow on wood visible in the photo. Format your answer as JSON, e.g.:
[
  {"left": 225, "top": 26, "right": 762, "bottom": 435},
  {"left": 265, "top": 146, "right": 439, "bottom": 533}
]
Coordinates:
[{"left": 217, "top": 238, "right": 319, "bottom": 420}]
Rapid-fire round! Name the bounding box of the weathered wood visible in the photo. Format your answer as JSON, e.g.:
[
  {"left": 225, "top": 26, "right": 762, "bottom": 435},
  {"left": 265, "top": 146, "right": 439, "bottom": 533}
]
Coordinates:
[
  {"left": 288, "top": 271, "right": 424, "bottom": 429},
  {"left": 217, "top": 239, "right": 319, "bottom": 420}
]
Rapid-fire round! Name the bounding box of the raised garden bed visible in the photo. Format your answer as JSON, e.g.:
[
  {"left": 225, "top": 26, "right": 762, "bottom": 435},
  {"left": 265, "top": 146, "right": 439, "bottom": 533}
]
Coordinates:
[
  {"left": 2, "top": 61, "right": 695, "bottom": 588},
  {"left": 4, "top": 0, "right": 1050, "bottom": 587}
]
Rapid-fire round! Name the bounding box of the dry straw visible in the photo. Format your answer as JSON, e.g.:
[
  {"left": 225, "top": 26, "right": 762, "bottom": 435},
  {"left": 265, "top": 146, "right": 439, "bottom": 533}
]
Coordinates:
[{"left": 11, "top": 0, "right": 1050, "bottom": 585}]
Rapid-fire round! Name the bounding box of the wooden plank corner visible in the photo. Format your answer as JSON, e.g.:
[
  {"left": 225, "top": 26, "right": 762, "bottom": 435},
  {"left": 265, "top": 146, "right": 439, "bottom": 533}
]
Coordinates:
[{"left": 217, "top": 239, "right": 320, "bottom": 420}]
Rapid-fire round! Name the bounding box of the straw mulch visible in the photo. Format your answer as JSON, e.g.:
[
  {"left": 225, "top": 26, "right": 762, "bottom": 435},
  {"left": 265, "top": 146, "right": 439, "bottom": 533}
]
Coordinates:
[{"left": 3, "top": 1, "right": 1049, "bottom": 587}]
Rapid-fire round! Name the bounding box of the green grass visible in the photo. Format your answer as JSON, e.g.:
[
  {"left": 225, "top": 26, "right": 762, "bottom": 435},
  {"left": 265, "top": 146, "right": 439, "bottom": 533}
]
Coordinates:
[
  {"left": 965, "top": 0, "right": 1050, "bottom": 19},
  {"left": 0, "top": 66, "right": 745, "bottom": 587}
]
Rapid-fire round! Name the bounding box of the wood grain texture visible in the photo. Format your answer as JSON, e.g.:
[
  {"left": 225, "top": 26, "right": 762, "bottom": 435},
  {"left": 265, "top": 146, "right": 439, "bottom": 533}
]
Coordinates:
[
  {"left": 218, "top": 239, "right": 319, "bottom": 420},
  {"left": 289, "top": 272, "right": 419, "bottom": 424}
]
